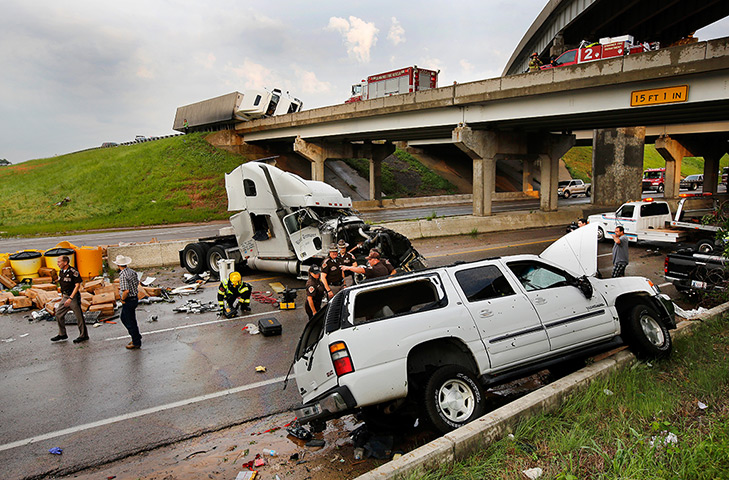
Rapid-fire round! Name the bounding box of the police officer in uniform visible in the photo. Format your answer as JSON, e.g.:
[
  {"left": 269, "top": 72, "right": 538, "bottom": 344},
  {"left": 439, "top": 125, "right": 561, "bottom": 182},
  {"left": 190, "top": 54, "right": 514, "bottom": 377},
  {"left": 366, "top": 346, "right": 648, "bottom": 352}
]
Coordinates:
[
  {"left": 305, "top": 264, "right": 326, "bottom": 320},
  {"left": 217, "top": 271, "right": 252, "bottom": 318},
  {"left": 52, "top": 255, "right": 88, "bottom": 343},
  {"left": 321, "top": 243, "right": 344, "bottom": 299},
  {"left": 342, "top": 249, "right": 394, "bottom": 279},
  {"left": 336, "top": 239, "right": 358, "bottom": 287}
]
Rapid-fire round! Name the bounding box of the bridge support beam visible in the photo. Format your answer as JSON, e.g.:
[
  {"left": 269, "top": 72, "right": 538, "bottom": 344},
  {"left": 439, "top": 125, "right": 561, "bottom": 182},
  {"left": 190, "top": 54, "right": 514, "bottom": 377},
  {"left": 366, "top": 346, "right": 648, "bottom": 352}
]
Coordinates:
[
  {"left": 591, "top": 127, "right": 645, "bottom": 207},
  {"left": 453, "top": 125, "right": 573, "bottom": 216},
  {"left": 293, "top": 137, "right": 395, "bottom": 203},
  {"left": 655, "top": 135, "right": 693, "bottom": 199}
]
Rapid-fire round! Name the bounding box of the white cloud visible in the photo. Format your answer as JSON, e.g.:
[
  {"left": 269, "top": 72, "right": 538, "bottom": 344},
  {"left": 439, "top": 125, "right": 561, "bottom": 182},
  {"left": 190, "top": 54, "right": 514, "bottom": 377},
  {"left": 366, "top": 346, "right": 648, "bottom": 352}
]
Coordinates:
[
  {"left": 327, "top": 16, "right": 379, "bottom": 63},
  {"left": 199, "top": 53, "right": 216, "bottom": 69},
  {"left": 228, "top": 59, "right": 275, "bottom": 90},
  {"left": 136, "top": 66, "right": 155, "bottom": 79},
  {"left": 459, "top": 59, "right": 474, "bottom": 72},
  {"left": 294, "top": 68, "right": 331, "bottom": 94},
  {"left": 387, "top": 17, "right": 405, "bottom": 45}
]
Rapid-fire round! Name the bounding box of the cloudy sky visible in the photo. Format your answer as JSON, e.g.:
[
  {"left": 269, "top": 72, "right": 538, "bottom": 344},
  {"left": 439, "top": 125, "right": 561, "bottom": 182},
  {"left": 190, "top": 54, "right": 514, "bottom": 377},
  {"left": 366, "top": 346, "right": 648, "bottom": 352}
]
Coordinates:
[{"left": 1, "top": 1, "right": 728, "bottom": 163}]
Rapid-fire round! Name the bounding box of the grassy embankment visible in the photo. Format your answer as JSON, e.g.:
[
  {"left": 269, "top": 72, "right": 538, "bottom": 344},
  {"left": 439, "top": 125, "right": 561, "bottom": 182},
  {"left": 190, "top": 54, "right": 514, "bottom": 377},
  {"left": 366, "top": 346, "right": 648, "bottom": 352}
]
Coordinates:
[
  {"left": 413, "top": 316, "right": 729, "bottom": 480},
  {"left": 0, "top": 134, "right": 247, "bottom": 237},
  {"left": 563, "top": 146, "right": 729, "bottom": 183}
]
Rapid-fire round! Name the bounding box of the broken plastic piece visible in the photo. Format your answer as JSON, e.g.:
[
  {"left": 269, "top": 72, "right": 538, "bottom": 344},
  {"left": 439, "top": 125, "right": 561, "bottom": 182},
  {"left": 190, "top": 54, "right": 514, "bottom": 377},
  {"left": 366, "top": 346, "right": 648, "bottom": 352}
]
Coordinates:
[
  {"left": 522, "top": 467, "right": 543, "bottom": 479},
  {"left": 255, "top": 366, "right": 266, "bottom": 373},
  {"left": 603, "top": 388, "right": 614, "bottom": 396},
  {"left": 698, "top": 401, "right": 708, "bottom": 410},
  {"left": 49, "top": 447, "right": 63, "bottom": 455},
  {"left": 305, "top": 439, "right": 325, "bottom": 448}
]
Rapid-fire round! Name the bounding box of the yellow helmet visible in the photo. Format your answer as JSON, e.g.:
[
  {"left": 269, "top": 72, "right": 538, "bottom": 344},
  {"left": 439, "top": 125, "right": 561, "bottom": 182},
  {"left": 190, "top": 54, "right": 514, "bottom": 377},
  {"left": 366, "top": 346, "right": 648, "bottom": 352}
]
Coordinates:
[{"left": 229, "top": 271, "right": 242, "bottom": 284}]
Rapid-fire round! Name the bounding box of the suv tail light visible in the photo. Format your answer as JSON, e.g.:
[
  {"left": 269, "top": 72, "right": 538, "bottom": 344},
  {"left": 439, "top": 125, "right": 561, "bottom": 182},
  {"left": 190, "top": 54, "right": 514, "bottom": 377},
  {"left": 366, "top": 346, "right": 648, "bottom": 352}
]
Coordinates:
[
  {"left": 664, "top": 256, "right": 669, "bottom": 274},
  {"left": 329, "top": 342, "right": 354, "bottom": 377}
]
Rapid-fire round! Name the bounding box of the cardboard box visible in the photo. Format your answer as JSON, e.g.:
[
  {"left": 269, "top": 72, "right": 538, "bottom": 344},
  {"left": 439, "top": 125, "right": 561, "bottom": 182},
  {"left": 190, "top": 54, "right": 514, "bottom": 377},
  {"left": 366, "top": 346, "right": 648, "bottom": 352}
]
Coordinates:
[
  {"left": 92, "top": 292, "right": 116, "bottom": 305},
  {"left": 80, "top": 299, "right": 91, "bottom": 312},
  {"left": 1, "top": 267, "right": 12, "bottom": 279},
  {"left": 0, "top": 292, "right": 14, "bottom": 305},
  {"left": 0, "top": 274, "right": 16, "bottom": 289},
  {"left": 12, "top": 296, "right": 33, "bottom": 308},
  {"left": 38, "top": 267, "right": 58, "bottom": 282},
  {"left": 33, "top": 283, "right": 58, "bottom": 292},
  {"left": 45, "top": 300, "right": 59, "bottom": 315},
  {"left": 32, "top": 276, "right": 53, "bottom": 285},
  {"left": 97, "top": 284, "right": 120, "bottom": 300},
  {"left": 89, "top": 303, "right": 115, "bottom": 316},
  {"left": 80, "top": 292, "right": 93, "bottom": 301},
  {"left": 83, "top": 279, "right": 105, "bottom": 293},
  {"left": 144, "top": 287, "right": 162, "bottom": 297}
]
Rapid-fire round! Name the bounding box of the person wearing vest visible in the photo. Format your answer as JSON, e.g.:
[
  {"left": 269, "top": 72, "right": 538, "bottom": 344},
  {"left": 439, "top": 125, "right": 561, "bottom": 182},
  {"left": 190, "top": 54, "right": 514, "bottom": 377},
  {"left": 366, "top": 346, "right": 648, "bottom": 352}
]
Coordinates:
[{"left": 218, "top": 271, "right": 252, "bottom": 318}]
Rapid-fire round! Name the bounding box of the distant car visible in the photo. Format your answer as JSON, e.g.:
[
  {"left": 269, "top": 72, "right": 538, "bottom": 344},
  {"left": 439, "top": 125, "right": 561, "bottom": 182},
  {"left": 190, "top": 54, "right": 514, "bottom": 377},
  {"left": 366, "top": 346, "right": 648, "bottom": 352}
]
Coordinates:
[
  {"left": 101, "top": 142, "right": 118, "bottom": 148},
  {"left": 557, "top": 179, "right": 591, "bottom": 198},
  {"left": 723, "top": 167, "right": 729, "bottom": 187},
  {"left": 680, "top": 174, "right": 703, "bottom": 191},
  {"left": 643, "top": 168, "right": 665, "bottom": 192},
  {"left": 135, "top": 135, "right": 147, "bottom": 142}
]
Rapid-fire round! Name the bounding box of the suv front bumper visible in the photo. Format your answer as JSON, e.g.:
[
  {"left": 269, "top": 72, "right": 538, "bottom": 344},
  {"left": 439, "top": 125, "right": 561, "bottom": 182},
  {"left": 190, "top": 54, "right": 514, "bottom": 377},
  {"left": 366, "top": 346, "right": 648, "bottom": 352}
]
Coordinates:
[{"left": 294, "top": 386, "right": 357, "bottom": 425}]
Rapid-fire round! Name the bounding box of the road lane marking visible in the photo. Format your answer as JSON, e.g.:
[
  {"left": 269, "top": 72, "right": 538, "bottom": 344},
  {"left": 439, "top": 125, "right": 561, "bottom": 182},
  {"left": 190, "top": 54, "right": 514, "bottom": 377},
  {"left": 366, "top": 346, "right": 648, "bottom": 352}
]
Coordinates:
[
  {"left": 0, "top": 375, "right": 289, "bottom": 453},
  {"left": 104, "top": 311, "right": 272, "bottom": 341},
  {"left": 428, "top": 238, "right": 561, "bottom": 258}
]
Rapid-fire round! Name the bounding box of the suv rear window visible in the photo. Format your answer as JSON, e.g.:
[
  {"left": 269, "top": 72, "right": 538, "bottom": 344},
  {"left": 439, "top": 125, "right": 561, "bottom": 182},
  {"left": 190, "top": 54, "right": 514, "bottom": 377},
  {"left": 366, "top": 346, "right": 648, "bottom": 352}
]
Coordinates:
[
  {"left": 353, "top": 278, "right": 442, "bottom": 324},
  {"left": 455, "top": 265, "right": 514, "bottom": 302}
]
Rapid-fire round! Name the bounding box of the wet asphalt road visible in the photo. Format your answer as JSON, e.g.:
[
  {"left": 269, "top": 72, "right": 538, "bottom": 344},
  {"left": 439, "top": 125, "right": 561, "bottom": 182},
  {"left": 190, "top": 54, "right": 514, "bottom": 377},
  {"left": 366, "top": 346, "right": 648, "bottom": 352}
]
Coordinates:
[{"left": 0, "top": 225, "right": 682, "bottom": 480}]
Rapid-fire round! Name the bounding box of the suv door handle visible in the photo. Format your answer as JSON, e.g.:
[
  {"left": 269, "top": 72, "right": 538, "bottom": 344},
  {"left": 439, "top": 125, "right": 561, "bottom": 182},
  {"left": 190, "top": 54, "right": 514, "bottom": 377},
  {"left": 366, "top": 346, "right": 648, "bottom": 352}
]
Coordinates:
[{"left": 533, "top": 297, "right": 547, "bottom": 305}]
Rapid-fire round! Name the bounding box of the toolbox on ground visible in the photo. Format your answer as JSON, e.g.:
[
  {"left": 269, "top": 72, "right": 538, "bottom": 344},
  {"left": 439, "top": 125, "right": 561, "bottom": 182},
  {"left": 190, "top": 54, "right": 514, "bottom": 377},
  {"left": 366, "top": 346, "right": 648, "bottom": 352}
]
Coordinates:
[
  {"left": 279, "top": 288, "right": 297, "bottom": 310},
  {"left": 258, "top": 317, "right": 282, "bottom": 337}
]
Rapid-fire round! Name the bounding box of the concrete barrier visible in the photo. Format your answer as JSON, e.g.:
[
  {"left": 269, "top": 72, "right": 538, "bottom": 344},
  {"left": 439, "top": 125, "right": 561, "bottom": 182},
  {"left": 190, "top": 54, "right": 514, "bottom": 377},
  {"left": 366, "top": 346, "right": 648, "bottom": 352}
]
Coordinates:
[
  {"left": 353, "top": 306, "right": 729, "bottom": 480},
  {"left": 106, "top": 240, "right": 193, "bottom": 270}
]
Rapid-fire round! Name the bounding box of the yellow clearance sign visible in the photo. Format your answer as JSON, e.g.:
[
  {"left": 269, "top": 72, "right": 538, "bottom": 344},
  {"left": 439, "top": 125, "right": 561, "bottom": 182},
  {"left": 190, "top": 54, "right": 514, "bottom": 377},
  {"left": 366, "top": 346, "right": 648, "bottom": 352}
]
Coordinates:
[{"left": 630, "top": 85, "right": 689, "bottom": 107}]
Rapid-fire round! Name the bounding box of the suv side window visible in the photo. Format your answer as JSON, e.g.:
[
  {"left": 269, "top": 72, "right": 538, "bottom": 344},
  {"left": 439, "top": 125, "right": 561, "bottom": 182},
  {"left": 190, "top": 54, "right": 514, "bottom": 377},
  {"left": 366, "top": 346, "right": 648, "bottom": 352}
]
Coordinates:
[
  {"left": 353, "top": 278, "right": 442, "bottom": 324},
  {"left": 455, "top": 265, "right": 514, "bottom": 302},
  {"left": 507, "top": 261, "right": 571, "bottom": 292}
]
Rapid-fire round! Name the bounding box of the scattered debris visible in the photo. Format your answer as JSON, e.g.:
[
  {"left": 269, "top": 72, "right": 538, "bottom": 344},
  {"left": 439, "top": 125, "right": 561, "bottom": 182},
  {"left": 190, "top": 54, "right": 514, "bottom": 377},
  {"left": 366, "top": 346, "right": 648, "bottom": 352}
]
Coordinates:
[
  {"left": 255, "top": 366, "right": 267, "bottom": 373},
  {"left": 244, "top": 323, "right": 260, "bottom": 335},
  {"left": 235, "top": 471, "right": 257, "bottom": 480},
  {"left": 141, "top": 277, "right": 156, "bottom": 286},
  {"left": 650, "top": 432, "right": 678, "bottom": 448},
  {"left": 353, "top": 447, "right": 364, "bottom": 460},
  {"left": 603, "top": 388, "right": 614, "bottom": 396},
  {"left": 287, "top": 422, "right": 313, "bottom": 441},
  {"left": 305, "top": 439, "right": 325, "bottom": 448},
  {"left": 522, "top": 467, "right": 543, "bottom": 479},
  {"left": 172, "top": 299, "right": 217, "bottom": 314},
  {"left": 673, "top": 304, "right": 708, "bottom": 319},
  {"left": 147, "top": 315, "right": 159, "bottom": 323},
  {"left": 183, "top": 272, "right": 210, "bottom": 284},
  {"left": 698, "top": 401, "right": 708, "bottom": 410},
  {"left": 170, "top": 283, "right": 203, "bottom": 295},
  {"left": 49, "top": 447, "right": 63, "bottom": 455}
]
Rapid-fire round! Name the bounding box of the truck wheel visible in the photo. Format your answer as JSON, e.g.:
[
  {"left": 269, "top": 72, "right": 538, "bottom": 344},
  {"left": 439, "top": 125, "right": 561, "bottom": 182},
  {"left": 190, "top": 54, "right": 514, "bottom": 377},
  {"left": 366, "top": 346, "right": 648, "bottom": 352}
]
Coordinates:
[
  {"left": 691, "top": 183, "right": 698, "bottom": 191},
  {"left": 658, "top": 184, "right": 664, "bottom": 193},
  {"left": 563, "top": 190, "right": 571, "bottom": 199},
  {"left": 696, "top": 239, "right": 714, "bottom": 254},
  {"left": 206, "top": 246, "right": 227, "bottom": 277},
  {"left": 586, "top": 187, "right": 591, "bottom": 197},
  {"left": 423, "top": 365, "right": 486, "bottom": 434},
  {"left": 597, "top": 226, "right": 605, "bottom": 241},
  {"left": 624, "top": 304, "right": 672, "bottom": 359},
  {"left": 182, "top": 243, "right": 209, "bottom": 274}
]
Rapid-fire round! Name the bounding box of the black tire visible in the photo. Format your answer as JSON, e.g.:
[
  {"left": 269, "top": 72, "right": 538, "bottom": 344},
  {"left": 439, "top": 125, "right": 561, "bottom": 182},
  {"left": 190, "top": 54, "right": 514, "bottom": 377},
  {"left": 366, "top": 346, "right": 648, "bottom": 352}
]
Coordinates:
[
  {"left": 691, "top": 183, "right": 698, "bottom": 191},
  {"left": 423, "top": 365, "right": 486, "bottom": 434},
  {"left": 182, "top": 243, "right": 209, "bottom": 274},
  {"left": 696, "top": 239, "right": 714, "bottom": 254},
  {"left": 597, "top": 226, "right": 605, "bottom": 242},
  {"left": 624, "top": 304, "right": 672, "bottom": 359},
  {"left": 563, "top": 190, "right": 571, "bottom": 199},
  {"left": 586, "top": 187, "right": 591, "bottom": 198},
  {"left": 658, "top": 184, "right": 664, "bottom": 193},
  {"left": 206, "top": 245, "right": 228, "bottom": 277}
]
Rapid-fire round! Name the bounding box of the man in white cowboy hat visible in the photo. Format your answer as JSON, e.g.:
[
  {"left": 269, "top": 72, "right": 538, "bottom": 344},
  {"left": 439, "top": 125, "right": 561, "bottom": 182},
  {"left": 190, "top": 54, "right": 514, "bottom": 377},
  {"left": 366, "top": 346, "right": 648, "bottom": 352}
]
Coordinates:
[{"left": 114, "top": 255, "right": 142, "bottom": 349}]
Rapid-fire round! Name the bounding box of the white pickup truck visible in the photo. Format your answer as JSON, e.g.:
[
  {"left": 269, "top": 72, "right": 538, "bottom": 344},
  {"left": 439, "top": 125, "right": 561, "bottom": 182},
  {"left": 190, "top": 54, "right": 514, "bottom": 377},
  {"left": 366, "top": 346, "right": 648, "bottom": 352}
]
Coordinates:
[
  {"left": 292, "top": 225, "right": 675, "bottom": 433},
  {"left": 588, "top": 196, "right": 722, "bottom": 251},
  {"left": 558, "top": 179, "right": 591, "bottom": 198}
]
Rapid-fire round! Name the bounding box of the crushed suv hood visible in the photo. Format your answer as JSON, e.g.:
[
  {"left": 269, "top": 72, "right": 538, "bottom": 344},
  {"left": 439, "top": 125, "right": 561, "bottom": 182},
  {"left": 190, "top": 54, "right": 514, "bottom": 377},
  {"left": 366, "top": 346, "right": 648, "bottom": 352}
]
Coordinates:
[{"left": 540, "top": 223, "right": 598, "bottom": 277}]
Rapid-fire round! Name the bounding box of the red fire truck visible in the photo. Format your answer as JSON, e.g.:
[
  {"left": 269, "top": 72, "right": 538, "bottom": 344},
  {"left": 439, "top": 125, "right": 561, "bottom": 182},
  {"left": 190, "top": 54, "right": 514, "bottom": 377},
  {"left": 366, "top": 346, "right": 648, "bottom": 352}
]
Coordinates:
[
  {"left": 345, "top": 66, "right": 438, "bottom": 103},
  {"left": 541, "top": 35, "right": 660, "bottom": 70}
]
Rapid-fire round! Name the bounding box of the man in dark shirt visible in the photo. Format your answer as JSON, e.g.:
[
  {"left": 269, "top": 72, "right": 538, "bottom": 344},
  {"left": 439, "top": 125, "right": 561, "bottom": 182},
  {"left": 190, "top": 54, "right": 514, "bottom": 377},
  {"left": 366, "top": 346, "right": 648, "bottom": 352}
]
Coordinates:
[
  {"left": 321, "top": 243, "right": 344, "bottom": 299},
  {"left": 336, "top": 239, "right": 358, "bottom": 287},
  {"left": 305, "top": 264, "right": 326, "bottom": 320},
  {"left": 342, "top": 249, "right": 394, "bottom": 280},
  {"left": 52, "top": 255, "right": 88, "bottom": 343},
  {"left": 612, "top": 226, "right": 630, "bottom": 277}
]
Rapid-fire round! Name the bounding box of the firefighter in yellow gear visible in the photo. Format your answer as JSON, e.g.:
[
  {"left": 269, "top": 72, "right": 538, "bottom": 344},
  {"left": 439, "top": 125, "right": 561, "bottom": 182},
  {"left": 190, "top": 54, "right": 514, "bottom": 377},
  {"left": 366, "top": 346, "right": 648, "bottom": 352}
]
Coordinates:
[{"left": 217, "top": 271, "right": 252, "bottom": 318}]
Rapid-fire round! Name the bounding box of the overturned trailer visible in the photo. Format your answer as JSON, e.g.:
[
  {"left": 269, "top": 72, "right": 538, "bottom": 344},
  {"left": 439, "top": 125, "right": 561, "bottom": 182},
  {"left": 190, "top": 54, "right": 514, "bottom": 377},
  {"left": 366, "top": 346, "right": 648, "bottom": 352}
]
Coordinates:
[{"left": 179, "top": 161, "right": 427, "bottom": 278}]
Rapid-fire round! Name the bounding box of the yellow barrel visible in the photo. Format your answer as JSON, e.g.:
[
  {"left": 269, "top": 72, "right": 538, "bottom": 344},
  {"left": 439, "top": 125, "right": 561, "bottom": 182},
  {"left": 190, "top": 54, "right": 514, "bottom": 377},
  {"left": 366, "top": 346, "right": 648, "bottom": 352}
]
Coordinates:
[
  {"left": 9, "top": 251, "right": 43, "bottom": 281},
  {"left": 75, "top": 246, "right": 103, "bottom": 279},
  {"left": 0, "top": 253, "right": 9, "bottom": 270},
  {"left": 43, "top": 247, "right": 76, "bottom": 271}
]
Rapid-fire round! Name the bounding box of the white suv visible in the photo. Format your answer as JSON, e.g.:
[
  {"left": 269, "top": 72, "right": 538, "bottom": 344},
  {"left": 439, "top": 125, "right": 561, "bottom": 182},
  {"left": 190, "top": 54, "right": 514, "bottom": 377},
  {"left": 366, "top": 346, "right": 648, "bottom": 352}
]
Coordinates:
[{"left": 293, "top": 225, "right": 675, "bottom": 433}]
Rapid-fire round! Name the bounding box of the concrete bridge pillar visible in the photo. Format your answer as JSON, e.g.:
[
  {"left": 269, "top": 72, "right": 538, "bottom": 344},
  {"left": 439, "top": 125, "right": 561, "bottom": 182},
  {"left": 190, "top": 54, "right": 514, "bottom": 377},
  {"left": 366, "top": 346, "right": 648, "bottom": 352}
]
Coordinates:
[
  {"left": 452, "top": 127, "right": 499, "bottom": 216},
  {"left": 533, "top": 134, "right": 575, "bottom": 212},
  {"left": 655, "top": 135, "right": 693, "bottom": 199},
  {"left": 293, "top": 137, "right": 394, "bottom": 203},
  {"left": 591, "top": 127, "right": 645, "bottom": 207}
]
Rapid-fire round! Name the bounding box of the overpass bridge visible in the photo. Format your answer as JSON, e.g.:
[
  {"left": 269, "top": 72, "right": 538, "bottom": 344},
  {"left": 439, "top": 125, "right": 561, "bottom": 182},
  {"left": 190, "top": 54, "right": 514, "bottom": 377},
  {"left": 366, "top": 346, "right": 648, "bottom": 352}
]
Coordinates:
[{"left": 229, "top": 37, "right": 729, "bottom": 216}]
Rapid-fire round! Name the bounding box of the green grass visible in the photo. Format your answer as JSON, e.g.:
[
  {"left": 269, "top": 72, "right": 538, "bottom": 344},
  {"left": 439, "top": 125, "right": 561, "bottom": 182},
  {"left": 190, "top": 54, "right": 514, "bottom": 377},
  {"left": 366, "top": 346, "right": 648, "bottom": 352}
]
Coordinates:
[
  {"left": 413, "top": 317, "right": 729, "bottom": 480},
  {"left": 562, "top": 146, "right": 729, "bottom": 182},
  {"left": 0, "top": 133, "right": 247, "bottom": 237}
]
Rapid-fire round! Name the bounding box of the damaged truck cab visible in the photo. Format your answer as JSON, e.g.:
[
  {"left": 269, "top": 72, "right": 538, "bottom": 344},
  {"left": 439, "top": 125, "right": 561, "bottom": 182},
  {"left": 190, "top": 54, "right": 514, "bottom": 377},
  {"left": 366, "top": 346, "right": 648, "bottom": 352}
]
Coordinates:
[
  {"left": 292, "top": 224, "right": 675, "bottom": 434},
  {"left": 180, "top": 161, "right": 426, "bottom": 277}
]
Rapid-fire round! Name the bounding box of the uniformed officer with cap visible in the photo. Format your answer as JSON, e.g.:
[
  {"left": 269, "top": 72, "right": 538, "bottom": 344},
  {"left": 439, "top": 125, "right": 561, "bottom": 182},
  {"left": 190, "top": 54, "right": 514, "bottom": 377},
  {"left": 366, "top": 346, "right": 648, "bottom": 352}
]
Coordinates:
[
  {"left": 321, "top": 243, "right": 344, "bottom": 299},
  {"left": 336, "top": 239, "right": 358, "bottom": 287},
  {"left": 305, "top": 264, "right": 326, "bottom": 320}
]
